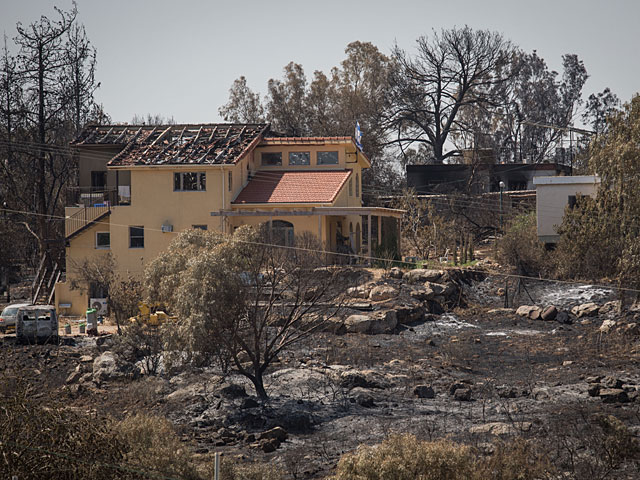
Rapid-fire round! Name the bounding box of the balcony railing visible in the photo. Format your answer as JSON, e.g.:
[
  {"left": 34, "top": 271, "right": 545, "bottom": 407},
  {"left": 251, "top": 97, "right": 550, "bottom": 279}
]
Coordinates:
[
  {"left": 66, "top": 186, "right": 130, "bottom": 207},
  {"left": 65, "top": 204, "right": 111, "bottom": 239}
]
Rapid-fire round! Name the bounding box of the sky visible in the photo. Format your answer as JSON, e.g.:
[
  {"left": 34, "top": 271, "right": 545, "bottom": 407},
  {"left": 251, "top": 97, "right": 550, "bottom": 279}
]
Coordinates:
[{"left": 1, "top": 0, "right": 638, "bottom": 125}]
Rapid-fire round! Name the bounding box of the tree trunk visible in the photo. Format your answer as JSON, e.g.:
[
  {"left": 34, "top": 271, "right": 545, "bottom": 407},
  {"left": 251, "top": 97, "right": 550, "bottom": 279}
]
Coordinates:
[{"left": 251, "top": 370, "right": 268, "bottom": 400}]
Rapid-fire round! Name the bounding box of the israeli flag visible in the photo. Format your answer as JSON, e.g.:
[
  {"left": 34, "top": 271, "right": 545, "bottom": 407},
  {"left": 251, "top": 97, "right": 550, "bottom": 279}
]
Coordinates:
[{"left": 355, "top": 121, "right": 363, "bottom": 150}]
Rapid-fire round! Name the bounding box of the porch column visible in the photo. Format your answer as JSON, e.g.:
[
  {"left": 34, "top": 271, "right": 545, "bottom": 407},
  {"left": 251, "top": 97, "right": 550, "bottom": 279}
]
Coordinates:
[
  {"left": 397, "top": 218, "right": 402, "bottom": 258},
  {"left": 377, "top": 215, "right": 382, "bottom": 247},
  {"left": 367, "top": 213, "right": 372, "bottom": 265},
  {"left": 318, "top": 215, "right": 323, "bottom": 249}
]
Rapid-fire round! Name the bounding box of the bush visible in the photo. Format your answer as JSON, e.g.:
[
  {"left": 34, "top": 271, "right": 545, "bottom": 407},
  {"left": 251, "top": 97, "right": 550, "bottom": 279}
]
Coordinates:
[
  {"left": 330, "top": 434, "right": 554, "bottom": 480},
  {"left": 219, "top": 458, "right": 284, "bottom": 480},
  {"left": 330, "top": 434, "right": 475, "bottom": 480},
  {"left": 114, "top": 413, "right": 201, "bottom": 480},
  {"left": 113, "top": 320, "right": 164, "bottom": 375},
  {"left": 496, "top": 212, "right": 550, "bottom": 276}
]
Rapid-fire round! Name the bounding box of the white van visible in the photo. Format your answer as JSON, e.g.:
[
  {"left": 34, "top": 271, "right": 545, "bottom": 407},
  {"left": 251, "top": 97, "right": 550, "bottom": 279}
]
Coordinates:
[{"left": 15, "top": 305, "right": 58, "bottom": 344}]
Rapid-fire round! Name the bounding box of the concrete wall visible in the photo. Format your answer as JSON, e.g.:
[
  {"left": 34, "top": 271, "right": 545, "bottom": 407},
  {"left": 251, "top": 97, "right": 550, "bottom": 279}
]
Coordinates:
[{"left": 533, "top": 175, "right": 600, "bottom": 243}]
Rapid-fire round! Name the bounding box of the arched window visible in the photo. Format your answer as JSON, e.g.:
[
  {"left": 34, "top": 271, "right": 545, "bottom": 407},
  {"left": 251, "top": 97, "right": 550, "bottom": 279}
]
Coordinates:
[{"left": 271, "top": 220, "right": 294, "bottom": 247}]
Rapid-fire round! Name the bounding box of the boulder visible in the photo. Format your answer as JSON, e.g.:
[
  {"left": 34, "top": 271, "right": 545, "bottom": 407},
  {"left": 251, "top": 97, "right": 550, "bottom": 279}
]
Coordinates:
[
  {"left": 403, "top": 269, "right": 443, "bottom": 284},
  {"left": 339, "top": 369, "right": 388, "bottom": 389},
  {"left": 599, "top": 319, "right": 617, "bottom": 333},
  {"left": 424, "top": 281, "right": 456, "bottom": 298},
  {"left": 353, "top": 392, "right": 375, "bottom": 408},
  {"left": 414, "top": 385, "right": 435, "bottom": 399},
  {"left": 259, "top": 426, "right": 288, "bottom": 443},
  {"left": 218, "top": 383, "right": 248, "bottom": 399},
  {"left": 453, "top": 387, "right": 472, "bottom": 401},
  {"left": 403, "top": 284, "right": 436, "bottom": 301},
  {"left": 600, "top": 388, "right": 630, "bottom": 403},
  {"left": 516, "top": 305, "right": 539, "bottom": 318},
  {"left": 602, "top": 376, "right": 624, "bottom": 389},
  {"left": 388, "top": 267, "right": 404, "bottom": 279},
  {"left": 541, "top": 305, "right": 558, "bottom": 321},
  {"left": 65, "top": 370, "right": 83, "bottom": 385},
  {"left": 344, "top": 310, "right": 397, "bottom": 334},
  {"left": 369, "top": 285, "right": 398, "bottom": 302},
  {"left": 92, "top": 351, "right": 124, "bottom": 383},
  {"left": 346, "top": 286, "right": 370, "bottom": 299},
  {"left": 587, "top": 384, "right": 601, "bottom": 397},
  {"left": 571, "top": 302, "right": 600, "bottom": 318},
  {"left": 556, "top": 311, "right": 571, "bottom": 324}
]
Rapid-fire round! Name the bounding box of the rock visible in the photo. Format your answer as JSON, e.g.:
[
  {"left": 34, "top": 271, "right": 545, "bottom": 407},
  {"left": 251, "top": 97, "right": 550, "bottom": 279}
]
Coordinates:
[
  {"left": 602, "top": 376, "right": 624, "bottom": 389},
  {"left": 347, "top": 286, "right": 370, "bottom": 299},
  {"left": 385, "top": 296, "right": 426, "bottom": 325},
  {"left": 516, "top": 305, "right": 539, "bottom": 318},
  {"left": 600, "top": 388, "right": 630, "bottom": 403},
  {"left": 259, "top": 426, "right": 288, "bottom": 443},
  {"left": 528, "top": 308, "right": 541, "bottom": 320},
  {"left": 218, "top": 383, "right": 248, "bottom": 399},
  {"left": 92, "top": 351, "right": 124, "bottom": 383},
  {"left": 79, "top": 355, "right": 93, "bottom": 363},
  {"left": 66, "top": 370, "right": 83, "bottom": 384},
  {"left": 556, "top": 311, "right": 571, "bottom": 324},
  {"left": 541, "top": 306, "right": 558, "bottom": 321},
  {"left": 599, "top": 319, "right": 617, "bottom": 333},
  {"left": 260, "top": 439, "right": 278, "bottom": 453},
  {"left": 496, "top": 386, "right": 518, "bottom": 399},
  {"left": 599, "top": 301, "right": 620, "bottom": 314},
  {"left": 449, "top": 382, "right": 467, "bottom": 395},
  {"left": 414, "top": 385, "right": 435, "bottom": 399},
  {"left": 621, "top": 323, "right": 640, "bottom": 335},
  {"left": 279, "top": 412, "right": 313, "bottom": 433},
  {"left": 344, "top": 310, "right": 397, "bottom": 334},
  {"left": 339, "top": 369, "right": 388, "bottom": 389},
  {"left": 240, "top": 398, "right": 259, "bottom": 409},
  {"left": 403, "top": 269, "right": 443, "bottom": 284},
  {"left": 369, "top": 285, "right": 398, "bottom": 302},
  {"left": 453, "top": 387, "right": 472, "bottom": 401},
  {"left": 389, "top": 267, "right": 404, "bottom": 279},
  {"left": 587, "top": 384, "right": 601, "bottom": 397},
  {"left": 354, "top": 393, "right": 375, "bottom": 408},
  {"left": 403, "top": 284, "right": 436, "bottom": 301},
  {"left": 571, "top": 302, "right": 600, "bottom": 318},
  {"left": 424, "top": 281, "right": 456, "bottom": 298},
  {"left": 562, "top": 360, "right": 574, "bottom": 367}
]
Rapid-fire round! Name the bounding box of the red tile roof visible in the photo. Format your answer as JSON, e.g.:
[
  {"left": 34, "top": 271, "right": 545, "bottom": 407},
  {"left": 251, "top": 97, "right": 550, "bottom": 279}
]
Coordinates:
[{"left": 233, "top": 170, "right": 352, "bottom": 205}]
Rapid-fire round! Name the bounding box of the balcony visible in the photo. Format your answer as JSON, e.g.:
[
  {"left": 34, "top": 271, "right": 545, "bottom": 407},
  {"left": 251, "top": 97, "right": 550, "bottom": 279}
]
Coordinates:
[{"left": 66, "top": 186, "right": 130, "bottom": 207}]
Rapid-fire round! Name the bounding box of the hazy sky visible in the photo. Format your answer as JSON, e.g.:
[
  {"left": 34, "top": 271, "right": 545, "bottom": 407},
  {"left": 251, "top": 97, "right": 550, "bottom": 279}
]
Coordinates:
[{"left": 1, "top": 0, "right": 638, "bottom": 124}]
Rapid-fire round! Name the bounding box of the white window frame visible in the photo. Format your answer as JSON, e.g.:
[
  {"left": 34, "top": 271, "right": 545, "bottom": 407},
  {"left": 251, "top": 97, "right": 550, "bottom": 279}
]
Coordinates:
[{"left": 174, "top": 172, "right": 206, "bottom": 191}]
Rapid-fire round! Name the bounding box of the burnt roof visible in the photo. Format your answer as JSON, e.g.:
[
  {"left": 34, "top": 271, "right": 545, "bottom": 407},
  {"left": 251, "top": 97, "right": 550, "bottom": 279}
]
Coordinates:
[{"left": 73, "top": 124, "right": 269, "bottom": 166}]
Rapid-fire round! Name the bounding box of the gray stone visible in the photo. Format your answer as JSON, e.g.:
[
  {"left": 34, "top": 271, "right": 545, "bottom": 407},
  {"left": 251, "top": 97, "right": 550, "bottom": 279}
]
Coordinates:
[
  {"left": 403, "top": 269, "right": 444, "bottom": 284},
  {"left": 414, "top": 385, "right": 435, "bottom": 399},
  {"left": 65, "top": 370, "right": 83, "bottom": 384},
  {"left": 556, "top": 311, "right": 571, "bottom": 324},
  {"left": 369, "top": 285, "right": 398, "bottom": 302},
  {"left": 339, "top": 369, "right": 388, "bottom": 389},
  {"left": 453, "top": 387, "right": 472, "bottom": 401},
  {"left": 218, "top": 383, "right": 248, "bottom": 399},
  {"left": 516, "top": 305, "right": 539, "bottom": 318},
  {"left": 389, "top": 267, "right": 404, "bottom": 279},
  {"left": 344, "top": 310, "right": 397, "bottom": 334},
  {"left": 571, "top": 302, "right": 600, "bottom": 318},
  {"left": 92, "top": 351, "right": 124, "bottom": 383},
  {"left": 600, "top": 388, "right": 630, "bottom": 403},
  {"left": 259, "top": 426, "right": 288, "bottom": 443}
]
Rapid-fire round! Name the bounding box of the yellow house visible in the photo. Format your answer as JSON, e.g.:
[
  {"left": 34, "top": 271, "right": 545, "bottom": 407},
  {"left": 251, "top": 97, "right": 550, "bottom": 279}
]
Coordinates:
[{"left": 55, "top": 123, "right": 404, "bottom": 316}]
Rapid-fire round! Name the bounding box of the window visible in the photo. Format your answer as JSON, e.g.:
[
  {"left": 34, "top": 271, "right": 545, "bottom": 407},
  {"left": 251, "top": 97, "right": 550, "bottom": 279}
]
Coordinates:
[
  {"left": 228, "top": 171, "right": 232, "bottom": 191},
  {"left": 96, "top": 232, "right": 110, "bottom": 249},
  {"left": 174, "top": 172, "right": 206, "bottom": 191},
  {"left": 355, "top": 173, "right": 360, "bottom": 197},
  {"left": 91, "top": 171, "right": 106, "bottom": 188},
  {"left": 192, "top": 224, "right": 207, "bottom": 231},
  {"left": 568, "top": 195, "right": 577, "bottom": 209},
  {"left": 270, "top": 220, "right": 294, "bottom": 247},
  {"left": 261, "top": 152, "right": 282, "bottom": 166},
  {"left": 349, "top": 178, "right": 353, "bottom": 196},
  {"left": 129, "top": 226, "right": 144, "bottom": 248},
  {"left": 318, "top": 151, "right": 338, "bottom": 165},
  {"left": 289, "top": 151, "right": 310, "bottom": 166}
]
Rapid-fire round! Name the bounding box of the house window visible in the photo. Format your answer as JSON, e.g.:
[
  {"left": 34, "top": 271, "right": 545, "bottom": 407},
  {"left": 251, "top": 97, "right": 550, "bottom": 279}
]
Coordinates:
[
  {"left": 349, "top": 178, "right": 353, "bottom": 196},
  {"left": 228, "top": 171, "right": 232, "bottom": 191},
  {"left": 271, "top": 220, "right": 294, "bottom": 247},
  {"left": 174, "top": 172, "right": 206, "bottom": 191},
  {"left": 289, "top": 151, "right": 310, "bottom": 166},
  {"left": 355, "top": 173, "right": 360, "bottom": 197},
  {"left": 129, "top": 226, "right": 144, "bottom": 248},
  {"left": 91, "top": 171, "right": 107, "bottom": 188},
  {"left": 261, "top": 152, "right": 282, "bottom": 166},
  {"left": 318, "top": 151, "right": 338, "bottom": 165},
  {"left": 192, "top": 224, "right": 208, "bottom": 231},
  {"left": 568, "top": 195, "right": 577, "bottom": 209},
  {"left": 95, "top": 232, "right": 110, "bottom": 249}
]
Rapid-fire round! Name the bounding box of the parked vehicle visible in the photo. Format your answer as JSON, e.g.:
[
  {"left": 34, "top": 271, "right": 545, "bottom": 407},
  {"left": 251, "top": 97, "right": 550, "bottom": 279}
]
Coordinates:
[
  {"left": 0, "top": 302, "right": 31, "bottom": 333},
  {"left": 15, "top": 305, "right": 58, "bottom": 344}
]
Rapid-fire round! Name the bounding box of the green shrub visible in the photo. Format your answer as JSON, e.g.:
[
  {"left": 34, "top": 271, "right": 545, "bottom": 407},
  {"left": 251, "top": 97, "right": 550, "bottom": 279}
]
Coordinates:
[{"left": 497, "top": 212, "right": 550, "bottom": 276}]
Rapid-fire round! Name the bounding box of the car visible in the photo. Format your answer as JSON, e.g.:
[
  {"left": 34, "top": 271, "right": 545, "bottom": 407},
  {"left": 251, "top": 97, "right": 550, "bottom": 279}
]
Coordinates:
[
  {"left": 15, "top": 305, "right": 58, "bottom": 344},
  {"left": 0, "top": 302, "right": 31, "bottom": 333}
]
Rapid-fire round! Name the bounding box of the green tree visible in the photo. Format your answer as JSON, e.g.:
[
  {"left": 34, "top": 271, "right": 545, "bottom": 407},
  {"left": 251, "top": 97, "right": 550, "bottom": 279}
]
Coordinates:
[
  {"left": 146, "top": 226, "right": 346, "bottom": 399},
  {"left": 556, "top": 95, "right": 640, "bottom": 291}
]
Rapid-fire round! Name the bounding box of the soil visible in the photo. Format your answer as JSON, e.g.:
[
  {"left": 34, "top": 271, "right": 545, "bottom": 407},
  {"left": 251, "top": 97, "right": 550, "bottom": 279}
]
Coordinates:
[{"left": 2, "top": 271, "right": 640, "bottom": 479}]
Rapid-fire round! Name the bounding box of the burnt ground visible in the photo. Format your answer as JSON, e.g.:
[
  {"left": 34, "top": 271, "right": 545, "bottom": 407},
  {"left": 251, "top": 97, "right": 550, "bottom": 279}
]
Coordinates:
[{"left": 2, "top": 273, "right": 640, "bottom": 479}]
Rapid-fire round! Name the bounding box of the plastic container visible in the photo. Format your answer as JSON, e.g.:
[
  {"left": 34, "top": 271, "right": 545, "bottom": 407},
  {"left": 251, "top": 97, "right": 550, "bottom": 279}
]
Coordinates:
[{"left": 86, "top": 308, "right": 97, "bottom": 331}]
